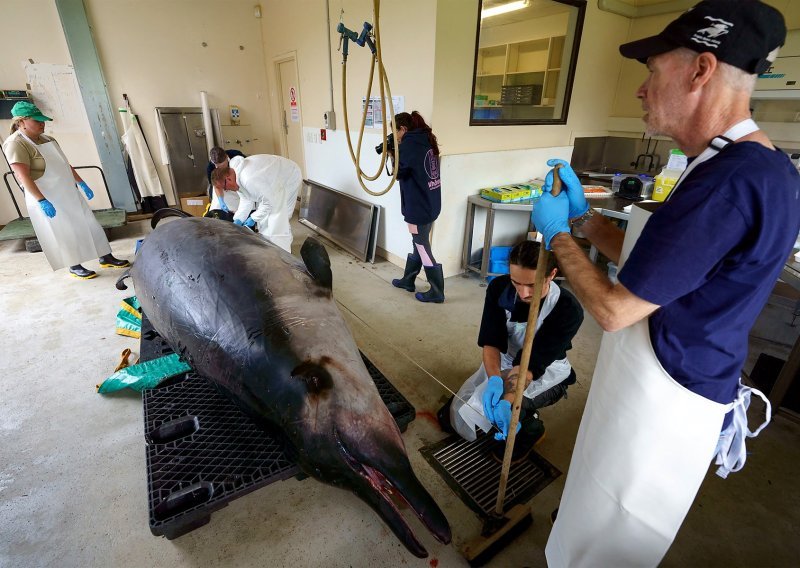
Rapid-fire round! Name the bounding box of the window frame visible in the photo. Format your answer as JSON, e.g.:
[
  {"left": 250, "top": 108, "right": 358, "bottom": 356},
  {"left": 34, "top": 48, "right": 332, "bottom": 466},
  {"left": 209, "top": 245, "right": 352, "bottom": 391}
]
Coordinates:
[{"left": 468, "top": 0, "right": 587, "bottom": 126}]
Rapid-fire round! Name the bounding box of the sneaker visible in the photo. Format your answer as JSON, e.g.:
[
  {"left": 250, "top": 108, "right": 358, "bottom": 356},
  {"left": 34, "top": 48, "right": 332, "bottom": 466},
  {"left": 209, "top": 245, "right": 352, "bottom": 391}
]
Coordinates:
[
  {"left": 69, "top": 266, "right": 98, "bottom": 279},
  {"left": 490, "top": 428, "right": 545, "bottom": 465},
  {"left": 99, "top": 255, "right": 130, "bottom": 268}
]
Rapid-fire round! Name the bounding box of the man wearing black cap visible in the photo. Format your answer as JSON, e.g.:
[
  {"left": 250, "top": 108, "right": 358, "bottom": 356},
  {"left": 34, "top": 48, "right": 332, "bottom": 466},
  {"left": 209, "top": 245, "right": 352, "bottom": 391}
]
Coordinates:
[{"left": 531, "top": 1, "right": 800, "bottom": 566}]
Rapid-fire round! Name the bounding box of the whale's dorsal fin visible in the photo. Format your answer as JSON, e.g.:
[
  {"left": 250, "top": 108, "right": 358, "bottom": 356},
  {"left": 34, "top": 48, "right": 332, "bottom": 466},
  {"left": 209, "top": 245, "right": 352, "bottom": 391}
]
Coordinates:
[{"left": 300, "top": 237, "right": 332, "bottom": 289}]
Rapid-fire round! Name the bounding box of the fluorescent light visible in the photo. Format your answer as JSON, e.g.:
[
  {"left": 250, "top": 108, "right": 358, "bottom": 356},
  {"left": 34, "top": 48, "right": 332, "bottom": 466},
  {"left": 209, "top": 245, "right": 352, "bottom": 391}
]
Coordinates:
[{"left": 481, "top": 0, "right": 529, "bottom": 19}]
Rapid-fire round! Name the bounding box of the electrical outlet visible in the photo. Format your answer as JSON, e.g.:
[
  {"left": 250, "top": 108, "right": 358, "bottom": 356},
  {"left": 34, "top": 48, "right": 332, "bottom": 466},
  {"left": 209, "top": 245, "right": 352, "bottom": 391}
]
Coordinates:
[{"left": 323, "top": 110, "right": 336, "bottom": 130}]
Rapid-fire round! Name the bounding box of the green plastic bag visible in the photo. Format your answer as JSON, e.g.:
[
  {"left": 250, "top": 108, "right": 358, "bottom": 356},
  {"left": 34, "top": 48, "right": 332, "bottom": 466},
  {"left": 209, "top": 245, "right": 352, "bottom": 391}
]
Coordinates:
[
  {"left": 116, "top": 296, "right": 142, "bottom": 338},
  {"left": 97, "top": 353, "right": 191, "bottom": 393}
]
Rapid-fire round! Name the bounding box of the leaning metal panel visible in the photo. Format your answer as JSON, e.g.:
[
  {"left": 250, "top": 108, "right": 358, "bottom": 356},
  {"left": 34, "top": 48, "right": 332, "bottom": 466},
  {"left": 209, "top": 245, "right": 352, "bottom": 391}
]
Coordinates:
[
  {"left": 420, "top": 434, "right": 561, "bottom": 518},
  {"left": 299, "top": 179, "right": 379, "bottom": 262}
]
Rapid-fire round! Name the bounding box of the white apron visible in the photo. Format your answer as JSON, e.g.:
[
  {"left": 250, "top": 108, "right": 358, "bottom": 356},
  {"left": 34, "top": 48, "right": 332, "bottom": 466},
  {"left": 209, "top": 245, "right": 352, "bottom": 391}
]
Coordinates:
[
  {"left": 210, "top": 191, "right": 240, "bottom": 213},
  {"left": 451, "top": 282, "right": 572, "bottom": 441},
  {"left": 20, "top": 133, "right": 110, "bottom": 270},
  {"left": 546, "top": 119, "right": 772, "bottom": 567}
]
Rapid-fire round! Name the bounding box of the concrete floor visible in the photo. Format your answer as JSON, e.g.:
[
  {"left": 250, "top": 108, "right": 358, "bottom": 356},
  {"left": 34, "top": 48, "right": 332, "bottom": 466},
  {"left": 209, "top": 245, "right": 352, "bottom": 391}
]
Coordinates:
[{"left": 1, "top": 217, "right": 798, "bottom": 567}]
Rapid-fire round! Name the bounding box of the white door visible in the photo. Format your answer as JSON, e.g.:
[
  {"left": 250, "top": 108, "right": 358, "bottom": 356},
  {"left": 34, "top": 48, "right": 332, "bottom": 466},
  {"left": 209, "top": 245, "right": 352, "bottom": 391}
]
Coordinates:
[{"left": 277, "top": 57, "right": 305, "bottom": 178}]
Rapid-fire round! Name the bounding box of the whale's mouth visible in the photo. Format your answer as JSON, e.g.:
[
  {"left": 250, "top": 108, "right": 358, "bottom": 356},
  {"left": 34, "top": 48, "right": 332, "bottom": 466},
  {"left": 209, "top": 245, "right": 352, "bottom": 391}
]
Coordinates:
[{"left": 334, "top": 429, "right": 447, "bottom": 558}]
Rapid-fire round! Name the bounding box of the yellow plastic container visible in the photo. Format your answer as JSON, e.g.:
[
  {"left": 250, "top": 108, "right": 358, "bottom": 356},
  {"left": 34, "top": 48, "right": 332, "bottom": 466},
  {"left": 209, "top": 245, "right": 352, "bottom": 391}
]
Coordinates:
[
  {"left": 479, "top": 183, "right": 534, "bottom": 203},
  {"left": 652, "top": 169, "right": 681, "bottom": 202}
]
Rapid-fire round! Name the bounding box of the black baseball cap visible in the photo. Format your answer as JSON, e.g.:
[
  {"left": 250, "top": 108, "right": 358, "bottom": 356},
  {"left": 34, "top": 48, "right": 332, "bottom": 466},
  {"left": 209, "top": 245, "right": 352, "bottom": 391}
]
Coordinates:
[{"left": 619, "top": 0, "right": 786, "bottom": 74}]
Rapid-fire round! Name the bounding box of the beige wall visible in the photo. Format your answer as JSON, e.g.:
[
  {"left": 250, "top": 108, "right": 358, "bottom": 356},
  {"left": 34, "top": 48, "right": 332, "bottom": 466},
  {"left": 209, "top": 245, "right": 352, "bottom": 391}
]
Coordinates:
[
  {"left": 260, "top": 0, "right": 438, "bottom": 259},
  {"left": 0, "top": 0, "right": 276, "bottom": 225},
  {"left": 0, "top": 0, "right": 104, "bottom": 223},
  {"left": 85, "top": 0, "right": 276, "bottom": 205},
  {"left": 432, "top": 0, "right": 631, "bottom": 156},
  {"left": 260, "top": 0, "right": 436, "bottom": 139}
]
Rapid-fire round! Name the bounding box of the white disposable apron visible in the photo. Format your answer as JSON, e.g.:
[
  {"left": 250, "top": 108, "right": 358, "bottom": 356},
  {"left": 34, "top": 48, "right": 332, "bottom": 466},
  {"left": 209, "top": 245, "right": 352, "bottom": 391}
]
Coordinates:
[
  {"left": 20, "top": 133, "right": 110, "bottom": 271},
  {"left": 451, "top": 282, "right": 572, "bottom": 441},
  {"left": 546, "top": 119, "right": 771, "bottom": 567},
  {"left": 210, "top": 191, "right": 240, "bottom": 214}
]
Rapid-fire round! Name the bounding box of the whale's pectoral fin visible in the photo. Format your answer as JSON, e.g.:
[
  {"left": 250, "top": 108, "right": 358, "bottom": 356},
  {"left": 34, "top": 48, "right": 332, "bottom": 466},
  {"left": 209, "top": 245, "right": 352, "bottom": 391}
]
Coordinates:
[{"left": 300, "top": 237, "right": 332, "bottom": 289}]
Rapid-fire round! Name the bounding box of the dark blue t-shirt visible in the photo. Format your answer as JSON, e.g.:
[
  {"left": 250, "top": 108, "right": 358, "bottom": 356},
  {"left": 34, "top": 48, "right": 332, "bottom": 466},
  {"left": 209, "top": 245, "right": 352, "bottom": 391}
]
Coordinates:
[
  {"left": 619, "top": 142, "right": 800, "bottom": 406},
  {"left": 396, "top": 130, "right": 441, "bottom": 225}
]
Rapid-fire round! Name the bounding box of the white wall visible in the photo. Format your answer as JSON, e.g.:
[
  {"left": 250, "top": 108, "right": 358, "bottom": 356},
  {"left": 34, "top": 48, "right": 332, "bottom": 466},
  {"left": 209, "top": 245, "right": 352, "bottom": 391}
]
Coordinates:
[
  {"left": 0, "top": 0, "right": 106, "bottom": 223},
  {"left": 0, "top": 0, "right": 276, "bottom": 225}
]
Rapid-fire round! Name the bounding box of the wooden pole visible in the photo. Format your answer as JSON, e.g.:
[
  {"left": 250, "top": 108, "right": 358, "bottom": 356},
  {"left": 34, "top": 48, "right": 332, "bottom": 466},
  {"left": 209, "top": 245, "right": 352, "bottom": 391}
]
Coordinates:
[{"left": 493, "top": 165, "right": 562, "bottom": 516}]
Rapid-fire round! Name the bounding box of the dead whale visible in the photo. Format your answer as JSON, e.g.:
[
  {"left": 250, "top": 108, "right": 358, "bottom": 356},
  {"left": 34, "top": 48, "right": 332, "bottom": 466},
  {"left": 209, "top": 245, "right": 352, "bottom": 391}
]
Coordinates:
[{"left": 117, "top": 217, "right": 451, "bottom": 557}]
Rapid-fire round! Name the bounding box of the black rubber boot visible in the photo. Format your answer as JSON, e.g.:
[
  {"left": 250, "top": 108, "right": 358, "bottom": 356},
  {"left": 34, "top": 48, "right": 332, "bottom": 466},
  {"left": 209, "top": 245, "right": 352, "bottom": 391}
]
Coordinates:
[
  {"left": 69, "top": 265, "right": 97, "bottom": 280},
  {"left": 99, "top": 254, "right": 130, "bottom": 268},
  {"left": 415, "top": 264, "right": 445, "bottom": 303},
  {"left": 392, "top": 254, "right": 422, "bottom": 292}
]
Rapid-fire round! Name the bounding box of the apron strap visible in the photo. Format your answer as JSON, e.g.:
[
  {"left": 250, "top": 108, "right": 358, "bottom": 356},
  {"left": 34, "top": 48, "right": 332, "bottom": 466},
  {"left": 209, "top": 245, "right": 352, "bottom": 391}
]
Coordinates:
[
  {"left": 714, "top": 380, "right": 772, "bottom": 479},
  {"left": 667, "top": 118, "right": 759, "bottom": 202}
]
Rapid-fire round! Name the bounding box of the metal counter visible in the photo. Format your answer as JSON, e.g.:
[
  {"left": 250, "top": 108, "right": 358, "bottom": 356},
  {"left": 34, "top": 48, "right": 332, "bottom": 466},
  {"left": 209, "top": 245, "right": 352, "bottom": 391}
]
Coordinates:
[{"left": 461, "top": 193, "right": 633, "bottom": 279}]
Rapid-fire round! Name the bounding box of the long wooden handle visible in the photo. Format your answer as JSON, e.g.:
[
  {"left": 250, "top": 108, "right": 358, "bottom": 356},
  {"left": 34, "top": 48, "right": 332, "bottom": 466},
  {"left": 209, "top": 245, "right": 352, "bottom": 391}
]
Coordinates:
[{"left": 494, "top": 164, "right": 562, "bottom": 515}]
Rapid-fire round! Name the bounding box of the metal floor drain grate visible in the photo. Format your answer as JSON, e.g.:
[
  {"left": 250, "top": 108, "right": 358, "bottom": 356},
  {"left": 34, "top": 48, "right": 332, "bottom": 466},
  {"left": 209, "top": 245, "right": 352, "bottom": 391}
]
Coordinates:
[{"left": 420, "top": 434, "right": 560, "bottom": 518}]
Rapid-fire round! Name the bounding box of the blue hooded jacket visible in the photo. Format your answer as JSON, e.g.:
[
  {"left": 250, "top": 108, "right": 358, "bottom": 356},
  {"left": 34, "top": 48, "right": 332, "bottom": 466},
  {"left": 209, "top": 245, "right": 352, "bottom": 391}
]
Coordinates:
[{"left": 396, "top": 129, "right": 441, "bottom": 225}]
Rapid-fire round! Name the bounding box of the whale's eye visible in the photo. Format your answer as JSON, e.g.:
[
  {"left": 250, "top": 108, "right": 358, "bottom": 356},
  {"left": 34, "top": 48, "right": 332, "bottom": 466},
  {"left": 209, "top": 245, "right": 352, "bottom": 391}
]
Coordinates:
[{"left": 291, "top": 361, "right": 333, "bottom": 395}]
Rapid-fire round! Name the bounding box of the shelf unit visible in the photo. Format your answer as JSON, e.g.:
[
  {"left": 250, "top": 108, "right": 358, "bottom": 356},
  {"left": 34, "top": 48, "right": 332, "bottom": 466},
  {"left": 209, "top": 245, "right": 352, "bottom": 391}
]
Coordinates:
[{"left": 473, "top": 35, "right": 565, "bottom": 119}]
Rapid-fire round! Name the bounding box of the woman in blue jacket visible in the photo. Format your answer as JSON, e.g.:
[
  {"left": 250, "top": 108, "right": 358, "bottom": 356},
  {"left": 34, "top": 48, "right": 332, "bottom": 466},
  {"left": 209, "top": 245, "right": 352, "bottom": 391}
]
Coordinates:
[{"left": 389, "top": 111, "right": 443, "bottom": 303}]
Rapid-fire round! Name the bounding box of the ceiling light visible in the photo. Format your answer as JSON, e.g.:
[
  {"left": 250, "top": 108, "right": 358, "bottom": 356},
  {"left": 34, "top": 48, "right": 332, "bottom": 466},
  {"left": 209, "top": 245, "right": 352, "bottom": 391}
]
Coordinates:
[{"left": 481, "top": 0, "right": 530, "bottom": 19}]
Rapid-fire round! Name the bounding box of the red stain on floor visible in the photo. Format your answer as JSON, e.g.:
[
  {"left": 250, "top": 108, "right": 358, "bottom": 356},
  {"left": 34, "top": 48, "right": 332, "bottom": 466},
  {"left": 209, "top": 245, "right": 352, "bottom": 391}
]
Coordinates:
[
  {"left": 416, "top": 411, "right": 440, "bottom": 428},
  {"left": 429, "top": 558, "right": 439, "bottom": 567}
]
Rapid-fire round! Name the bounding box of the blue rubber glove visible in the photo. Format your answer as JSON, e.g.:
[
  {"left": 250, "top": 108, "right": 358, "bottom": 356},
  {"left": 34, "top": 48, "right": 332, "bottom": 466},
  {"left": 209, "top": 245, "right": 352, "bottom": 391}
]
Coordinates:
[
  {"left": 531, "top": 190, "right": 570, "bottom": 250},
  {"left": 545, "top": 159, "right": 588, "bottom": 219},
  {"left": 217, "top": 199, "right": 229, "bottom": 213},
  {"left": 38, "top": 198, "right": 56, "bottom": 218},
  {"left": 77, "top": 181, "right": 94, "bottom": 200},
  {"left": 233, "top": 219, "right": 244, "bottom": 226},
  {"left": 243, "top": 217, "right": 256, "bottom": 228},
  {"left": 492, "top": 400, "right": 522, "bottom": 441},
  {"left": 482, "top": 375, "right": 504, "bottom": 426}
]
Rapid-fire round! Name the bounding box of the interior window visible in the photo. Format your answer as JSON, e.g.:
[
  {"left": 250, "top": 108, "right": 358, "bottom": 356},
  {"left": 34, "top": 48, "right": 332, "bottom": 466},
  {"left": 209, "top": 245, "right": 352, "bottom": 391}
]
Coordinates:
[{"left": 470, "top": 0, "right": 586, "bottom": 125}]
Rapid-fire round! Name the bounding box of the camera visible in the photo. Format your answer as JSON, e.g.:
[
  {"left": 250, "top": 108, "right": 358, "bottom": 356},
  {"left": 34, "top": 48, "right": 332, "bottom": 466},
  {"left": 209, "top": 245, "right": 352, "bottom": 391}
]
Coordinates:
[{"left": 375, "top": 133, "right": 395, "bottom": 155}]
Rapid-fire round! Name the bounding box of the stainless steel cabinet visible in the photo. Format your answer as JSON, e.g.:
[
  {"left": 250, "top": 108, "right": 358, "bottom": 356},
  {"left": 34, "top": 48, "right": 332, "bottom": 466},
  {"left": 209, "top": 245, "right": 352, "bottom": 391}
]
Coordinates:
[{"left": 156, "top": 107, "right": 217, "bottom": 198}]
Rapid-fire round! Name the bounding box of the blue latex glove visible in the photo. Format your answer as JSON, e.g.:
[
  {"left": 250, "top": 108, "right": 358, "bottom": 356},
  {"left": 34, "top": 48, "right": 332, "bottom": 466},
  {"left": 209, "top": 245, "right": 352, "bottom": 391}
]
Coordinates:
[
  {"left": 544, "top": 159, "right": 588, "bottom": 219},
  {"left": 243, "top": 217, "right": 256, "bottom": 228},
  {"left": 38, "top": 198, "right": 56, "bottom": 218},
  {"left": 492, "top": 400, "right": 522, "bottom": 441},
  {"left": 78, "top": 181, "right": 94, "bottom": 200},
  {"left": 482, "top": 375, "right": 504, "bottom": 426},
  {"left": 217, "top": 199, "right": 229, "bottom": 212},
  {"left": 531, "top": 190, "right": 570, "bottom": 250},
  {"left": 233, "top": 219, "right": 244, "bottom": 226}
]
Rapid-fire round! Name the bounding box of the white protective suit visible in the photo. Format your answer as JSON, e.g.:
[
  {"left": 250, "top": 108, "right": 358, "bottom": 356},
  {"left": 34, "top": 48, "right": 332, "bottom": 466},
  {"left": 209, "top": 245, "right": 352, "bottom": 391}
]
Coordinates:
[{"left": 228, "top": 155, "right": 302, "bottom": 252}]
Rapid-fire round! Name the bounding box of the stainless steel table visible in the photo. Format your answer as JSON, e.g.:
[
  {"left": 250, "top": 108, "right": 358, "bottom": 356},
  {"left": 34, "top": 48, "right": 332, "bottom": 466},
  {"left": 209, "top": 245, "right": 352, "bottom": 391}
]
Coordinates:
[
  {"left": 461, "top": 195, "right": 534, "bottom": 280},
  {"left": 461, "top": 193, "right": 634, "bottom": 279}
]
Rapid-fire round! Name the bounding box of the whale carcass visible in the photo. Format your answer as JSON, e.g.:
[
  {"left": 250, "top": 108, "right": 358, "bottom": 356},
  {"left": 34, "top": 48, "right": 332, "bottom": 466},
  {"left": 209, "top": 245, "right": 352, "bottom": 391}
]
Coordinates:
[{"left": 118, "top": 217, "right": 450, "bottom": 557}]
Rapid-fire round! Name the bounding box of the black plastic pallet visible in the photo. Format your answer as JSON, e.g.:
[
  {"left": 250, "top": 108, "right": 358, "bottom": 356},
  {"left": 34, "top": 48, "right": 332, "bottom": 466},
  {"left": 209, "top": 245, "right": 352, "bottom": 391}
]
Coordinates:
[{"left": 139, "top": 314, "right": 416, "bottom": 539}]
